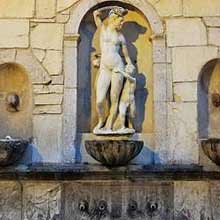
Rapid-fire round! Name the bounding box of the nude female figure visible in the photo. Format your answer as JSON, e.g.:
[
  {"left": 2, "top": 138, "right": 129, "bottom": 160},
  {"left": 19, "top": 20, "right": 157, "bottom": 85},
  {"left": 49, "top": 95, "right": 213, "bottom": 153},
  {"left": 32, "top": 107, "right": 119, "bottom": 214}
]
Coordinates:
[{"left": 93, "top": 7, "right": 135, "bottom": 133}]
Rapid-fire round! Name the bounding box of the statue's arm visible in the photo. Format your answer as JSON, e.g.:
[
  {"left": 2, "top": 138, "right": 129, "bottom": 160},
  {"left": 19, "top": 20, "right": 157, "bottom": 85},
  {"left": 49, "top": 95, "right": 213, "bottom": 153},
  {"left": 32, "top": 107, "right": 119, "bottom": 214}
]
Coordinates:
[{"left": 93, "top": 10, "right": 102, "bottom": 27}]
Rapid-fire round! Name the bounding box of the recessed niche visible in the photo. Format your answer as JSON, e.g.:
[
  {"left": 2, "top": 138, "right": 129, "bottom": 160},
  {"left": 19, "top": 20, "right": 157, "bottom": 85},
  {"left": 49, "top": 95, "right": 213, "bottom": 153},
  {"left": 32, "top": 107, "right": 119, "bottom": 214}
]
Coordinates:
[
  {"left": 0, "top": 63, "right": 32, "bottom": 139},
  {"left": 77, "top": 1, "right": 153, "bottom": 134},
  {"left": 198, "top": 59, "right": 220, "bottom": 138}
]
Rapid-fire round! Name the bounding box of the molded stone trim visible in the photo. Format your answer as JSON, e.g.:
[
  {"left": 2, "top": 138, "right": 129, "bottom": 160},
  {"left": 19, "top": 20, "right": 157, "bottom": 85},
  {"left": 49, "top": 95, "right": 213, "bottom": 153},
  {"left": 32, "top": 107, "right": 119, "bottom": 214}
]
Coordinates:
[{"left": 65, "top": 0, "right": 164, "bottom": 35}]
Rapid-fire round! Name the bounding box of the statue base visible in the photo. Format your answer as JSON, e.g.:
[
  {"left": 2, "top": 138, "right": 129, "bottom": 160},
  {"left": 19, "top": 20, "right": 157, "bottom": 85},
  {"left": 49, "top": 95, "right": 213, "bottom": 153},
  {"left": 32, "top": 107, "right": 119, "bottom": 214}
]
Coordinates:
[
  {"left": 85, "top": 140, "right": 143, "bottom": 166},
  {"left": 93, "top": 127, "right": 135, "bottom": 135}
]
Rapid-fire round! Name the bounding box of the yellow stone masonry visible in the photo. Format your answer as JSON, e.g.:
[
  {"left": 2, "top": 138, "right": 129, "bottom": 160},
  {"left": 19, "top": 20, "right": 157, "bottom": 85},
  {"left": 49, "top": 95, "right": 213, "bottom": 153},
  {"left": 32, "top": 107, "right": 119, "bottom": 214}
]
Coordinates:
[{"left": 0, "top": 0, "right": 35, "bottom": 18}]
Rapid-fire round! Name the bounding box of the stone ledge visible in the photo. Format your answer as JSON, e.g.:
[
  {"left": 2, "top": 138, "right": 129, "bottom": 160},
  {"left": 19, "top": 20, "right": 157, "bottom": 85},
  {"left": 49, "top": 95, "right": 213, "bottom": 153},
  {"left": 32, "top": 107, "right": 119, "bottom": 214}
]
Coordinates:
[{"left": 1, "top": 163, "right": 219, "bottom": 181}]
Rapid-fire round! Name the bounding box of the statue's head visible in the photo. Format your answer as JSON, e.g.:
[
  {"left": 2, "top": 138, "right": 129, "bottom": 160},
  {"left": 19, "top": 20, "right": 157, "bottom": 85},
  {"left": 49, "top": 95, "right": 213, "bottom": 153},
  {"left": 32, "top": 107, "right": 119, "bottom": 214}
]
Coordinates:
[{"left": 108, "top": 7, "right": 128, "bottom": 30}]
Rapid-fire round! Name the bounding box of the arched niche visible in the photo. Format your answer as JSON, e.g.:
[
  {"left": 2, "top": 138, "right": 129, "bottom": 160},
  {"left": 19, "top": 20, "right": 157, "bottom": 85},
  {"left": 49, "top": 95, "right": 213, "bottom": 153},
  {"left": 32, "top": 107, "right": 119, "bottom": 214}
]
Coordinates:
[
  {"left": 0, "top": 63, "right": 33, "bottom": 139},
  {"left": 198, "top": 59, "right": 220, "bottom": 138},
  {"left": 65, "top": 0, "right": 163, "bottom": 35},
  {"left": 62, "top": 0, "right": 165, "bottom": 163},
  {"left": 77, "top": 1, "right": 153, "bottom": 133}
]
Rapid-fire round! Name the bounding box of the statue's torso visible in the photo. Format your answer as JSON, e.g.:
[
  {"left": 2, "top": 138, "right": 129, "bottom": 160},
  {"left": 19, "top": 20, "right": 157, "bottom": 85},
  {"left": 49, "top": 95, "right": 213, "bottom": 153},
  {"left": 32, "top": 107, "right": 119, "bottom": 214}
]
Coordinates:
[{"left": 100, "top": 26, "right": 124, "bottom": 69}]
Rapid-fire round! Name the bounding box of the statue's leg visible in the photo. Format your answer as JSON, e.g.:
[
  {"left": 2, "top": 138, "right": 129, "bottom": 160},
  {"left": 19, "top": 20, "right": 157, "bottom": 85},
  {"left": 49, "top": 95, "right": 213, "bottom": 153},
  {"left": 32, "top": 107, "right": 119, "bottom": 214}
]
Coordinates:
[
  {"left": 118, "top": 81, "right": 130, "bottom": 129},
  {"left": 119, "top": 101, "right": 128, "bottom": 129},
  {"left": 105, "top": 73, "right": 124, "bottom": 130},
  {"left": 95, "top": 68, "right": 111, "bottom": 129},
  {"left": 129, "top": 98, "right": 136, "bottom": 128}
]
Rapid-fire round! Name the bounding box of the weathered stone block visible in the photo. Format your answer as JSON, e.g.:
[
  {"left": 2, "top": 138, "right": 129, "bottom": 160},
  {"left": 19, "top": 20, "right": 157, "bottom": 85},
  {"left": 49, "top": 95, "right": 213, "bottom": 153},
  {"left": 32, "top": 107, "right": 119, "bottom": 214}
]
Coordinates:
[
  {"left": 51, "top": 75, "right": 64, "bottom": 85},
  {"left": 33, "top": 105, "right": 62, "bottom": 114},
  {"left": 172, "top": 47, "right": 218, "bottom": 82},
  {"left": 153, "top": 38, "right": 166, "bottom": 63},
  {"left": 33, "top": 115, "right": 62, "bottom": 162},
  {"left": 48, "top": 85, "right": 64, "bottom": 94},
  {"left": 183, "top": 0, "right": 220, "bottom": 17},
  {"left": 154, "top": 101, "right": 168, "bottom": 164},
  {"left": 43, "top": 50, "right": 63, "bottom": 75},
  {"left": 64, "top": 42, "right": 77, "bottom": 88},
  {"left": 174, "top": 82, "right": 197, "bottom": 102},
  {"left": 203, "top": 17, "right": 220, "bottom": 27},
  {"left": 152, "top": 0, "right": 182, "bottom": 17},
  {"left": 63, "top": 88, "right": 77, "bottom": 116},
  {"left": 0, "top": 0, "right": 34, "bottom": 18},
  {"left": 210, "top": 182, "right": 220, "bottom": 219},
  {"left": 166, "top": 48, "right": 172, "bottom": 63},
  {"left": 36, "top": 0, "right": 56, "bottom": 18},
  {"left": 64, "top": 181, "right": 173, "bottom": 220},
  {"left": 31, "top": 18, "right": 56, "bottom": 23},
  {"left": 208, "top": 28, "right": 220, "bottom": 46},
  {"left": 167, "top": 102, "right": 198, "bottom": 164},
  {"left": 62, "top": 115, "right": 77, "bottom": 163},
  {"left": 33, "top": 85, "right": 64, "bottom": 94},
  {"left": 16, "top": 50, "right": 51, "bottom": 85},
  {"left": 167, "top": 18, "right": 207, "bottom": 47},
  {"left": 174, "top": 182, "right": 211, "bottom": 220},
  {"left": 56, "top": 13, "right": 70, "bottom": 23},
  {"left": 31, "top": 23, "right": 64, "bottom": 50},
  {"left": 32, "top": 49, "right": 46, "bottom": 63},
  {"left": 23, "top": 183, "right": 61, "bottom": 220},
  {"left": 166, "top": 64, "right": 173, "bottom": 102},
  {"left": 153, "top": 64, "right": 167, "bottom": 102},
  {"left": 34, "top": 94, "right": 63, "bottom": 105},
  {"left": 0, "top": 49, "right": 16, "bottom": 63},
  {"left": 0, "top": 20, "right": 29, "bottom": 48},
  {"left": 0, "top": 182, "right": 21, "bottom": 220},
  {"left": 57, "top": 0, "right": 79, "bottom": 12}
]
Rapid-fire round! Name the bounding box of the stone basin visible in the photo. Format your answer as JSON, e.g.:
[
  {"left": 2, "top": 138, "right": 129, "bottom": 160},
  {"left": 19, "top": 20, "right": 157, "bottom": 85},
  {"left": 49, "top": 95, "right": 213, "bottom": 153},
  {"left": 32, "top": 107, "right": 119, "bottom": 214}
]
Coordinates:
[
  {"left": 0, "top": 138, "right": 29, "bottom": 166},
  {"left": 201, "top": 138, "right": 220, "bottom": 166},
  {"left": 85, "top": 140, "right": 143, "bottom": 167}
]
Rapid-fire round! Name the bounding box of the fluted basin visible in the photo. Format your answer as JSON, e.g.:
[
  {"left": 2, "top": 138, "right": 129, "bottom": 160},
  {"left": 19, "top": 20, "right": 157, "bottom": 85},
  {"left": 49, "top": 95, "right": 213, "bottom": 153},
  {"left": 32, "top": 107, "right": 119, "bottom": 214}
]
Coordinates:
[
  {"left": 0, "top": 138, "right": 28, "bottom": 166},
  {"left": 85, "top": 140, "right": 143, "bottom": 167},
  {"left": 201, "top": 138, "right": 220, "bottom": 166}
]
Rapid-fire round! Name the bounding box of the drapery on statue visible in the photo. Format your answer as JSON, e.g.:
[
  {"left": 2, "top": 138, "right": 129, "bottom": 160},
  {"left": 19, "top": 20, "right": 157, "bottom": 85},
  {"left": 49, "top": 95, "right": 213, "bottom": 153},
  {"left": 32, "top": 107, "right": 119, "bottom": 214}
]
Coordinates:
[{"left": 93, "top": 6, "right": 137, "bottom": 135}]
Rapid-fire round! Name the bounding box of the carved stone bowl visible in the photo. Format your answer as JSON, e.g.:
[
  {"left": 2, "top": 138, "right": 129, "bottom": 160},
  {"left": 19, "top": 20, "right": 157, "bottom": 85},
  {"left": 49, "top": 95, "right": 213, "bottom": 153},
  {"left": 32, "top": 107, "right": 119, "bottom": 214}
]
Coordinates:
[
  {"left": 0, "top": 139, "right": 29, "bottom": 166},
  {"left": 201, "top": 138, "right": 220, "bottom": 166},
  {"left": 85, "top": 140, "right": 143, "bottom": 166}
]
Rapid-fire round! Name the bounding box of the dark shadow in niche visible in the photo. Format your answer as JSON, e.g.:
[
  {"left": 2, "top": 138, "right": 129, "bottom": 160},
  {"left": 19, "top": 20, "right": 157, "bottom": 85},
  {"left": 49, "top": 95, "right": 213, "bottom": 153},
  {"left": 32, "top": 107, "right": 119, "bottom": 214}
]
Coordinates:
[
  {"left": 30, "top": 144, "right": 44, "bottom": 163},
  {"left": 74, "top": 133, "right": 82, "bottom": 163},
  {"left": 135, "top": 74, "right": 148, "bottom": 132},
  {"left": 77, "top": 18, "right": 96, "bottom": 133},
  {"left": 198, "top": 59, "right": 220, "bottom": 138},
  {"left": 122, "top": 21, "right": 148, "bottom": 132}
]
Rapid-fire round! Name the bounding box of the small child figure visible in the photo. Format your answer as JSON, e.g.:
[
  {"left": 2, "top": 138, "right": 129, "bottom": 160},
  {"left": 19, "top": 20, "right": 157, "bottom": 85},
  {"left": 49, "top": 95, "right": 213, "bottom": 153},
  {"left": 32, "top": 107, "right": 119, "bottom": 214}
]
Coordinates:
[{"left": 118, "top": 64, "right": 136, "bottom": 133}]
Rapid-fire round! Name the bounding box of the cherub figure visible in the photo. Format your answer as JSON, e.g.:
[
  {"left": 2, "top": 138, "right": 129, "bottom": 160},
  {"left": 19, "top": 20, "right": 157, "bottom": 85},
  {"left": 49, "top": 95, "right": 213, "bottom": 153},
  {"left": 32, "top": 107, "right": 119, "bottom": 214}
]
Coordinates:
[{"left": 118, "top": 64, "right": 136, "bottom": 133}]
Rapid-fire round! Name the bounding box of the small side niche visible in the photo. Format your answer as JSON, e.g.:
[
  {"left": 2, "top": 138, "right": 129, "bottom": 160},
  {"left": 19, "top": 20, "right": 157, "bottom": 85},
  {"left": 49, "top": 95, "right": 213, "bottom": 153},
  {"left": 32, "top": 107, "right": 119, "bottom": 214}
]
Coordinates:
[
  {"left": 0, "top": 63, "right": 32, "bottom": 139},
  {"left": 198, "top": 59, "right": 220, "bottom": 138}
]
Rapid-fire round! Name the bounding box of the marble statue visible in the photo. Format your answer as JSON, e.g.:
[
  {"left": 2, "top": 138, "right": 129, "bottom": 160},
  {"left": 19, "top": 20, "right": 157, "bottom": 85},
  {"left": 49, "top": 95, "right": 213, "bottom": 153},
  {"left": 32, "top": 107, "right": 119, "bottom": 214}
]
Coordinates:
[{"left": 93, "top": 6, "right": 136, "bottom": 135}]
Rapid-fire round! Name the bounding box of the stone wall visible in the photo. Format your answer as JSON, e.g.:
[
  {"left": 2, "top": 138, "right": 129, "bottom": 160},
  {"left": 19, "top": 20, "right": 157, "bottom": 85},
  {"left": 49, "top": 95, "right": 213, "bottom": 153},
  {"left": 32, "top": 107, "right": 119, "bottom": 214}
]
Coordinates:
[
  {"left": 0, "top": 0, "right": 220, "bottom": 168},
  {"left": 1, "top": 1, "right": 220, "bottom": 219},
  {"left": 0, "top": 180, "right": 219, "bottom": 220}
]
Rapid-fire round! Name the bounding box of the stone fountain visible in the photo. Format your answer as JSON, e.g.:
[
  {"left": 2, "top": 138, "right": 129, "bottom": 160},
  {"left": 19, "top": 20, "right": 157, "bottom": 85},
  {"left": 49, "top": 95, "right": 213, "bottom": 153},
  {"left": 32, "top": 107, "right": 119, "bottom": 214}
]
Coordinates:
[
  {"left": 0, "top": 63, "right": 31, "bottom": 166},
  {"left": 0, "top": 137, "right": 28, "bottom": 166},
  {"left": 201, "top": 138, "right": 220, "bottom": 166},
  {"left": 199, "top": 60, "right": 220, "bottom": 166},
  {"left": 85, "top": 6, "right": 143, "bottom": 166},
  {"left": 85, "top": 140, "right": 143, "bottom": 166}
]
